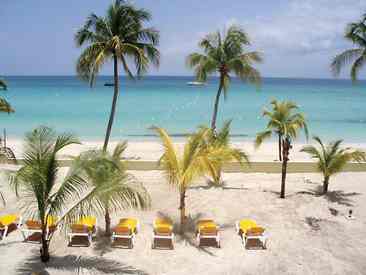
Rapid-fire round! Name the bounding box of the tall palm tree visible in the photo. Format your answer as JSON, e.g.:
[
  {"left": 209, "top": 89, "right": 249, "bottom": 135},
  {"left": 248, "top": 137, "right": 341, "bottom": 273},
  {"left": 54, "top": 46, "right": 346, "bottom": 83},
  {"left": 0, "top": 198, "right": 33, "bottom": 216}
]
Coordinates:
[
  {"left": 0, "top": 80, "right": 7, "bottom": 90},
  {"left": 301, "top": 136, "right": 366, "bottom": 194},
  {"left": 255, "top": 100, "right": 305, "bottom": 161},
  {"left": 187, "top": 25, "right": 262, "bottom": 131},
  {"left": 76, "top": 0, "right": 160, "bottom": 151},
  {"left": 74, "top": 141, "right": 150, "bottom": 236},
  {"left": 331, "top": 13, "right": 366, "bottom": 82},
  {"left": 153, "top": 126, "right": 239, "bottom": 232},
  {"left": 13, "top": 127, "right": 123, "bottom": 262},
  {"left": 255, "top": 100, "right": 308, "bottom": 198},
  {"left": 198, "top": 120, "right": 249, "bottom": 185}
]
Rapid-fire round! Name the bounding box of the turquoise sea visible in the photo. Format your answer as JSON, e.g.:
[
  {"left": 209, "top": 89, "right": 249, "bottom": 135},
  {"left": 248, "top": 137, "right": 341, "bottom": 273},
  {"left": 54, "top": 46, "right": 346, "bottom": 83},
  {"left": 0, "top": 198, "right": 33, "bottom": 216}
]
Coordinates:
[{"left": 1, "top": 76, "right": 366, "bottom": 142}]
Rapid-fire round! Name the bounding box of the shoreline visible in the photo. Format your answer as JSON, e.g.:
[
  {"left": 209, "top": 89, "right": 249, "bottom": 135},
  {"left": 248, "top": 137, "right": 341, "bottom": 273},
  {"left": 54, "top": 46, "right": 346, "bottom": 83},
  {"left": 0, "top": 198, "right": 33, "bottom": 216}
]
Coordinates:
[{"left": 3, "top": 139, "right": 366, "bottom": 173}]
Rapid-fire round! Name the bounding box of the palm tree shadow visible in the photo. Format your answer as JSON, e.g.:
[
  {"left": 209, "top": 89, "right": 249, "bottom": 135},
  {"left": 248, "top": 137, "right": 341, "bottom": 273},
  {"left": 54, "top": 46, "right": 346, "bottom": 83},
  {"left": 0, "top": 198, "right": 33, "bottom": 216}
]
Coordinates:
[
  {"left": 16, "top": 254, "right": 148, "bottom": 275},
  {"left": 156, "top": 211, "right": 216, "bottom": 257},
  {"left": 93, "top": 228, "right": 113, "bottom": 256},
  {"left": 297, "top": 185, "right": 361, "bottom": 206}
]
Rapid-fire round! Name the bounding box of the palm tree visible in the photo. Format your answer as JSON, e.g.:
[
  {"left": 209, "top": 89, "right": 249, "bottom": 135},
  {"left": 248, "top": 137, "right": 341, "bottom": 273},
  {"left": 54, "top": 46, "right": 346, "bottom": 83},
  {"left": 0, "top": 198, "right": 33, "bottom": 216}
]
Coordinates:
[
  {"left": 153, "top": 126, "right": 238, "bottom": 232},
  {"left": 255, "top": 100, "right": 308, "bottom": 198},
  {"left": 74, "top": 141, "right": 150, "bottom": 236},
  {"left": 0, "top": 80, "right": 7, "bottom": 90},
  {"left": 76, "top": 0, "right": 160, "bottom": 151},
  {"left": 198, "top": 120, "right": 249, "bottom": 185},
  {"left": 331, "top": 13, "right": 366, "bottom": 82},
  {"left": 0, "top": 98, "right": 14, "bottom": 114},
  {"left": 13, "top": 127, "right": 124, "bottom": 262},
  {"left": 187, "top": 25, "right": 262, "bottom": 131},
  {"left": 301, "top": 136, "right": 366, "bottom": 194},
  {"left": 255, "top": 100, "right": 305, "bottom": 161}
]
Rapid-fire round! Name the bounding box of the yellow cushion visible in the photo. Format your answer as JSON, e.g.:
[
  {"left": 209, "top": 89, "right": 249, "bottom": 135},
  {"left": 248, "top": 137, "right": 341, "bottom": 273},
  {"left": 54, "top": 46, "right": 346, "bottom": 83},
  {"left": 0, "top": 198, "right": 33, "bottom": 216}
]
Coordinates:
[
  {"left": 118, "top": 218, "right": 138, "bottom": 231},
  {"left": 239, "top": 219, "right": 257, "bottom": 234},
  {"left": 0, "top": 214, "right": 18, "bottom": 226},
  {"left": 78, "top": 216, "right": 96, "bottom": 229},
  {"left": 46, "top": 216, "right": 58, "bottom": 227},
  {"left": 154, "top": 218, "right": 173, "bottom": 230},
  {"left": 197, "top": 220, "right": 217, "bottom": 231}
]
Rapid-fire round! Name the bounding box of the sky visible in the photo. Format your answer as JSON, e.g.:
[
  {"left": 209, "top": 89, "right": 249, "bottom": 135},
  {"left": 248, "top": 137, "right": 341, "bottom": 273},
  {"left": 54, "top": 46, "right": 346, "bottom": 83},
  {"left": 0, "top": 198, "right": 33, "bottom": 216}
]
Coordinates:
[{"left": 1, "top": 0, "right": 365, "bottom": 79}]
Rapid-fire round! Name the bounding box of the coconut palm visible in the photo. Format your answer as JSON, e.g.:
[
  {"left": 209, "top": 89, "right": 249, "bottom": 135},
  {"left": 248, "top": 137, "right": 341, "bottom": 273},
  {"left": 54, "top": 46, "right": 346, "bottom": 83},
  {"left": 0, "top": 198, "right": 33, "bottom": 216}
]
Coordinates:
[
  {"left": 301, "top": 136, "right": 366, "bottom": 194},
  {"left": 198, "top": 120, "right": 249, "bottom": 185},
  {"left": 76, "top": 0, "right": 160, "bottom": 151},
  {"left": 13, "top": 127, "right": 124, "bottom": 262},
  {"left": 255, "top": 100, "right": 308, "bottom": 198},
  {"left": 331, "top": 13, "right": 366, "bottom": 82},
  {"left": 255, "top": 100, "right": 306, "bottom": 161},
  {"left": 73, "top": 141, "right": 150, "bottom": 236},
  {"left": 0, "top": 80, "right": 7, "bottom": 90},
  {"left": 153, "top": 126, "right": 239, "bottom": 232},
  {"left": 187, "top": 25, "right": 262, "bottom": 131},
  {"left": 0, "top": 98, "right": 14, "bottom": 114}
]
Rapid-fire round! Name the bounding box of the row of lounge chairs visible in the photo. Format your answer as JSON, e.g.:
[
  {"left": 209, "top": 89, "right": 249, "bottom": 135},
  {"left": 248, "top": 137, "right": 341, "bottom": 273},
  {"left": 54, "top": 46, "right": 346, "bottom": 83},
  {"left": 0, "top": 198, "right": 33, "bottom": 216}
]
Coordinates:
[{"left": 0, "top": 214, "right": 268, "bottom": 249}]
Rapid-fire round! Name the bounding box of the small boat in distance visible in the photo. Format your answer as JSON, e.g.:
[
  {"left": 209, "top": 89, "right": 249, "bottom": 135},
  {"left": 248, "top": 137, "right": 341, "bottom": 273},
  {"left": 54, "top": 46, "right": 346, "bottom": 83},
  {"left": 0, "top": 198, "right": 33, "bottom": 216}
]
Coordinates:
[
  {"left": 104, "top": 82, "right": 114, "bottom": 87},
  {"left": 187, "top": 81, "right": 206, "bottom": 86}
]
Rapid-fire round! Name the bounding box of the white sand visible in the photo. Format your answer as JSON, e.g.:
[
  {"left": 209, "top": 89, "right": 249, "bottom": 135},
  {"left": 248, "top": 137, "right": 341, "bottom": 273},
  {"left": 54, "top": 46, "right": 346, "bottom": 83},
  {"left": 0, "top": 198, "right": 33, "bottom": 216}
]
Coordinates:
[
  {"left": 1, "top": 168, "right": 366, "bottom": 274},
  {"left": 6, "top": 138, "right": 366, "bottom": 162}
]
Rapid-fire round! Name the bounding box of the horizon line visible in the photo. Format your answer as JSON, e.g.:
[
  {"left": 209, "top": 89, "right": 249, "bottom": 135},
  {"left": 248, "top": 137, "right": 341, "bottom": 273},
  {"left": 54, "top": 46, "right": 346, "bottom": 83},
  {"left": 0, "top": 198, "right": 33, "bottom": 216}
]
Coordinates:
[{"left": 1, "top": 74, "right": 364, "bottom": 81}]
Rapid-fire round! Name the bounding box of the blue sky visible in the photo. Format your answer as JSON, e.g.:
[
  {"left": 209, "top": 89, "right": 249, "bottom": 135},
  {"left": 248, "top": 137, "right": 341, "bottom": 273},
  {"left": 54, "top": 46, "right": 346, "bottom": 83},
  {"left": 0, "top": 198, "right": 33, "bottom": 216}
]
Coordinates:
[{"left": 1, "top": 0, "right": 365, "bottom": 78}]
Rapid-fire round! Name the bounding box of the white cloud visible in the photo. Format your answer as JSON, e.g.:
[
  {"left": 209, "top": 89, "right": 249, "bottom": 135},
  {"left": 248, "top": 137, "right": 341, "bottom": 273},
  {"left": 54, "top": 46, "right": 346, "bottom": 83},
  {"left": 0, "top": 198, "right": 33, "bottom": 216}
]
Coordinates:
[{"left": 241, "top": 0, "right": 365, "bottom": 56}]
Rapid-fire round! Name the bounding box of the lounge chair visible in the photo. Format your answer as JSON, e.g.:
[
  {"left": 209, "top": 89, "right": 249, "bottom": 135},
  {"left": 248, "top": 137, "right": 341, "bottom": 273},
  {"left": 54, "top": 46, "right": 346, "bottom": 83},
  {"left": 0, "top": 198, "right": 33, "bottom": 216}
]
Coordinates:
[
  {"left": 21, "top": 216, "right": 58, "bottom": 242},
  {"left": 152, "top": 217, "right": 174, "bottom": 249},
  {"left": 68, "top": 216, "right": 97, "bottom": 246},
  {"left": 111, "top": 218, "right": 140, "bottom": 248},
  {"left": 0, "top": 214, "right": 22, "bottom": 240},
  {"left": 196, "top": 219, "right": 220, "bottom": 248},
  {"left": 235, "top": 219, "right": 268, "bottom": 249}
]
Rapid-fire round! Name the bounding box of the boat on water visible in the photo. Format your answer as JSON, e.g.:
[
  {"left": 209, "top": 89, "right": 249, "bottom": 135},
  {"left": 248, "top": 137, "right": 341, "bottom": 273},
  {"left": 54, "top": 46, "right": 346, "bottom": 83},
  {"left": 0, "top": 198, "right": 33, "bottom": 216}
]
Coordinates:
[
  {"left": 186, "top": 81, "right": 206, "bottom": 86},
  {"left": 104, "top": 82, "right": 114, "bottom": 87}
]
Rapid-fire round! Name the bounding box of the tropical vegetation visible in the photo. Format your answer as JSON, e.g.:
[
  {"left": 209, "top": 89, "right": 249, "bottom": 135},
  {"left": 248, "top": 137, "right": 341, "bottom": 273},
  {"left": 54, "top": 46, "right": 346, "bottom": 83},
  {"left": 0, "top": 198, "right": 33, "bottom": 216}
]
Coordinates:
[
  {"left": 301, "top": 136, "right": 366, "bottom": 194},
  {"left": 197, "top": 120, "right": 249, "bottom": 185},
  {"left": 73, "top": 141, "right": 150, "bottom": 236},
  {"left": 75, "top": 0, "right": 160, "bottom": 151},
  {"left": 153, "top": 126, "right": 243, "bottom": 232},
  {"left": 331, "top": 13, "right": 366, "bottom": 82},
  {"left": 255, "top": 100, "right": 307, "bottom": 161},
  {"left": 0, "top": 79, "right": 7, "bottom": 90},
  {"left": 187, "top": 25, "right": 262, "bottom": 131},
  {"left": 12, "top": 127, "right": 128, "bottom": 262},
  {"left": 255, "top": 99, "right": 308, "bottom": 198}
]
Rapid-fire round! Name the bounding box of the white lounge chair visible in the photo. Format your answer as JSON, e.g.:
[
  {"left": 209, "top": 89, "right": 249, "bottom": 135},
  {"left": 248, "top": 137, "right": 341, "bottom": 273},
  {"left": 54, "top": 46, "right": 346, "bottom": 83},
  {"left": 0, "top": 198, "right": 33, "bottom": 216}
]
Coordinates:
[
  {"left": 21, "top": 216, "right": 58, "bottom": 243},
  {"left": 196, "top": 219, "right": 220, "bottom": 248},
  {"left": 68, "top": 216, "right": 97, "bottom": 246},
  {"left": 152, "top": 218, "right": 174, "bottom": 249},
  {"left": 235, "top": 219, "right": 268, "bottom": 249},
  {"left": 111, "top": 218, "right": 140, "bottom": 248},
  {"left": 0, "top": 214, "right": 22, "bottom": 240}
]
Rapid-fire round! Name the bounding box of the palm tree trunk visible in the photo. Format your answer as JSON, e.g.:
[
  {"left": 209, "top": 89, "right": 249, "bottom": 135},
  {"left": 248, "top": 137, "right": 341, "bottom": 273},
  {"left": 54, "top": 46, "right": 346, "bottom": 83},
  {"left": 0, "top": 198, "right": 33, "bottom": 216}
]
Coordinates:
[
  {"left": 280, "top": 138, "right": 291, "bottom": 199},
  {"left": 40, "top": 227, "right": 50, "bottom": 262},
  {"left": 323, "top": 176, "right": 330, "bottom": 195},
  {"left": 211, "top": 75, "right": 224, "bottom": 131},
  {"left": 179, "top": 188, "right": 186, "bottom": 233},
  {"left": 103, "top": 53, "right": 120, "bottom": 152},
  {"left": 105, "top": 208, "right": 111, "bottom": 236},
  {"left": 278, "top": 133, "right": 282, "bottom": 161}
]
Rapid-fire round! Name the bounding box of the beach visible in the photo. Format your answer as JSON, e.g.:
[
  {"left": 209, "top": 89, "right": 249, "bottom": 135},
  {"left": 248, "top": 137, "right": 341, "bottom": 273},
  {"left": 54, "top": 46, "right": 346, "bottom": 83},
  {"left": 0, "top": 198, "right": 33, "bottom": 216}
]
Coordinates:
[
  {"left": 1, "top": 139, "right": 366, "bottom": 274},
  {"left": 1, "top": 168, "right": 366, "bottom": 274}
]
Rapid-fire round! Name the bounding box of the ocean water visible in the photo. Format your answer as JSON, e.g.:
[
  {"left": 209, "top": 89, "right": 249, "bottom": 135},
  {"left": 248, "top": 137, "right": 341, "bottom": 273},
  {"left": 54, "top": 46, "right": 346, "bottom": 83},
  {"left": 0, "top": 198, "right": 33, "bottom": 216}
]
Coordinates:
[{"left": 1, "top": 76, "right": 366, "bottom": 142}]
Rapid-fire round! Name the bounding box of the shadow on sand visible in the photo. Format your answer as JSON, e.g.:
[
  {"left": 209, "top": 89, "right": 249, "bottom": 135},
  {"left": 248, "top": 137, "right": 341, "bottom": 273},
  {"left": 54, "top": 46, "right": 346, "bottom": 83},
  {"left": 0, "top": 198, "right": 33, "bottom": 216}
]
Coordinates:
[
  {"left": 297, "top": 185, "right": 361, "bottom": 206},
  {"left": 156, "top": 211, "right": 219, "bottom": 256},
  {"left": 16, "top": 254, "right": 148, "bottom": 275}
]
